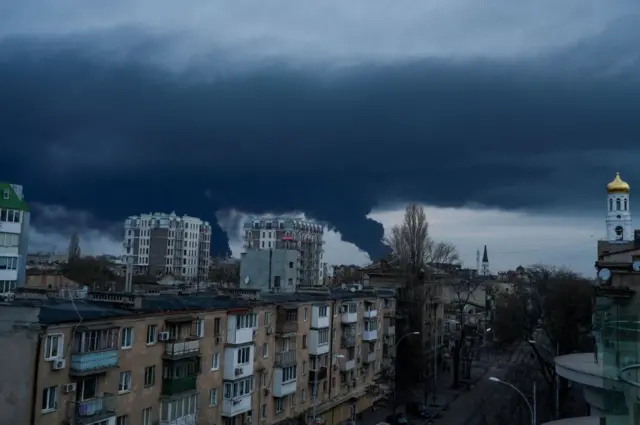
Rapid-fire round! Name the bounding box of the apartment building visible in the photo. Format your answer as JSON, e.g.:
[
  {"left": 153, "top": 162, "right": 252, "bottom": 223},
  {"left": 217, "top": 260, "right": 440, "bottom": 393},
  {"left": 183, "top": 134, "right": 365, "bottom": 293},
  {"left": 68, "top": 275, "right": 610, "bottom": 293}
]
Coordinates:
[
  {"left": 0, "top": 181, "right": 29, "bottom": 295},
  {"left": 124, "top": 212, "right": 211, "bottom": 283},
  {"left": 241, "top": 216, "right": 325, "bottom": 287},
  {"left": 1, "top": 286, "right": 395, "bottom": 425}
]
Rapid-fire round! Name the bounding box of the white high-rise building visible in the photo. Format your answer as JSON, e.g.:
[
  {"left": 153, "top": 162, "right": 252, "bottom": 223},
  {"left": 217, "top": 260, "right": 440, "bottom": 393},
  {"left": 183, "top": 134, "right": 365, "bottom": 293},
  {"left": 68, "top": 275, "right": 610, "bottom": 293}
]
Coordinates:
[
  {"left": 124, "top": 212, "right": 211, "bottom": 283},
  {"left": 242, "top": 216, "right": 325, "bottom": 287},
  {"left": 0, "top": 182, "right": 29, "bottom": 295}
]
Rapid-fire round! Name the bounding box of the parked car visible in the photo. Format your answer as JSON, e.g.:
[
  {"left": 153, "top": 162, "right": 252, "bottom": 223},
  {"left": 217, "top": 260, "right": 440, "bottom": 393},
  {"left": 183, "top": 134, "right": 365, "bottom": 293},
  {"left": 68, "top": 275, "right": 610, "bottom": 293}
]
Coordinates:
[
  {"left": 406, "top": 402, "right": 431, "bottom": 418},
  {"left": 385, "top": 413, "right": 409, "bottom": 424}
]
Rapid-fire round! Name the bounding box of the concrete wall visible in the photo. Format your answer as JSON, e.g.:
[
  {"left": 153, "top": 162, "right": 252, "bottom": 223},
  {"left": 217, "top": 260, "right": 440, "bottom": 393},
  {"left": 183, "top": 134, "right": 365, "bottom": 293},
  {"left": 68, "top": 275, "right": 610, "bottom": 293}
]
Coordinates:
[
  {"left": 240, "top": 249, "right": 300, "bottom": 293},
  {"left": 0, "top": 305, "right": 40, "bottom": 425}
]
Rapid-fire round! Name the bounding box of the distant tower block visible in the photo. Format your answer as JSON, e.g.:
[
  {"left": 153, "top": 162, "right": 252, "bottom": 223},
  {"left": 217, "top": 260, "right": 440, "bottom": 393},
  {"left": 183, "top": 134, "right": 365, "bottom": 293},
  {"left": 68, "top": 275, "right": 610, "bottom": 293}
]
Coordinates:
[
  {"left": 476, "top": 249, "right": 481, "bottom": 274},
  {"left": 481, "top": 245, "right": 490, "bottom": 276}
]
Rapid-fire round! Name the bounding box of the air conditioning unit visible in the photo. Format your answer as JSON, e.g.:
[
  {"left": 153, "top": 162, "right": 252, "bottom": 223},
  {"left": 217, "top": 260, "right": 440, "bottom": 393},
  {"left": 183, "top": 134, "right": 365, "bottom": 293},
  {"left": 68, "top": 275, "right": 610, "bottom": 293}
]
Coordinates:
[
  {"left": 52, "top": 359, "right": 66, "bottom": 371},
  {"left": 63, "top": 383, "right": 77, "bottom": 393},
  {"left": 235, "top": 367, "right": 243, "bottom": 376},
  {"left": 158, "top": 332, "right": 170, "bottom": 341}
]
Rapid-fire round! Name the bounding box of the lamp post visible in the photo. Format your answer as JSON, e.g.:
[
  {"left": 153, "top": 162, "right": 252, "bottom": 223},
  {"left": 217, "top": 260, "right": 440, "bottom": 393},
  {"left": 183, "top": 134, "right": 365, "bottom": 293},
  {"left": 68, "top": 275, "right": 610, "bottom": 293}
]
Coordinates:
[
  {"left": 392, "top": 331, "right": 420, "bottom": 415},
  {"left": 489, "top": 377, "right": 536, "bottom": 425},
  {"left": 311, "top": 354, "right": 344, "bottom": 425}
]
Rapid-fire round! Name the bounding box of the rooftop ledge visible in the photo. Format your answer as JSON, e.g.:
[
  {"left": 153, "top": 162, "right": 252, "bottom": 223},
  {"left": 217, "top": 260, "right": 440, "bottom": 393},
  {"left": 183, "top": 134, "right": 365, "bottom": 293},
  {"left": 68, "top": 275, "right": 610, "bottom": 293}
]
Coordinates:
[
  {"left": 542, "top": 417, "right": 628, "bottom": 425},
  {"left": 555, "top": 353, "right": 625, "bottom": 391}
]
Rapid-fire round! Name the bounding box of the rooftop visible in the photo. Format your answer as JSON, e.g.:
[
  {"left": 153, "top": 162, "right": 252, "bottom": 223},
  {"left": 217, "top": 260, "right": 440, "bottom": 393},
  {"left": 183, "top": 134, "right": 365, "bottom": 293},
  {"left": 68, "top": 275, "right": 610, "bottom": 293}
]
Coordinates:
[{"left": 4, "top": 286, "right": 395, "bottom": 326}]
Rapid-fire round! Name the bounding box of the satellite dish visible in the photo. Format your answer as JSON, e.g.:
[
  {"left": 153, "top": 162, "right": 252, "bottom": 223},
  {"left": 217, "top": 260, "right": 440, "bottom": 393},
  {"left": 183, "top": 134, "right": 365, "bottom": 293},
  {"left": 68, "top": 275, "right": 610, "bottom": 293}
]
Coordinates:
[
  {"left": 350, "top": 287, "right": 356, "bottom": 292},
  {"left": 244, "top": 276, "right": 250, "bottom": 285},
  {"left": 597, "top": 268, "right": 612, "bottom": 282},
  {"left": 356, "top": 284, "right": 363, "bottom": 291},
  {"left": 341, "top": 284, "right": 347, "bottom": 290},
  {"left": 633, "top": 261, "right": 640, "bottom": 272}
]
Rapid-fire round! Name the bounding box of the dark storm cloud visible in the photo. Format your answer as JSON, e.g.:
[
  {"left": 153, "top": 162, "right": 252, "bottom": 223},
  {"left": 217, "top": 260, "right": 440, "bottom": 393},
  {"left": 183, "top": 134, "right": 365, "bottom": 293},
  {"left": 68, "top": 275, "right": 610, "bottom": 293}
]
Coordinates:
[{"left": 3, "top": 15, "right": 640, "bottom": 257}]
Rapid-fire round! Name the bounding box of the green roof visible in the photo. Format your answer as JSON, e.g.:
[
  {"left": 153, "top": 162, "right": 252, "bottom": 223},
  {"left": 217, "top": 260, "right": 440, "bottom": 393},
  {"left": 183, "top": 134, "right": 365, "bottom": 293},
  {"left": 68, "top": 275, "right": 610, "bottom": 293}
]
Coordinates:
[{"left": 0, "top": 182, "right": 29, "bottom": 211}]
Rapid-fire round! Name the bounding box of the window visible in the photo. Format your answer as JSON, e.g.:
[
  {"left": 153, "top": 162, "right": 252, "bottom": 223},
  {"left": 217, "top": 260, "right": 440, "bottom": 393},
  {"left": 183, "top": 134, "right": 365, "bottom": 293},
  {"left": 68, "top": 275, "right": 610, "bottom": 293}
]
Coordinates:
[
  {"left": 44, "top": 334, "right": 63, "bottom": 360},
  {"left": 161, "top": 394, "right": 198, "bottom": 421},
  {"left": 146, "top": 325, "right": 157, "bottom": 344},
  {"left": 275, "top": 398, "right": 284, "bottom": 413},
  {"left": 41, "top": 386, "right": 57, "bottom": 412},
  {"left": 0, "top": 280, "right": 16, "bottom": 293},
  {"left": 263, "top": 343, "right": 268, "bottom": 358},
  {"left": 144, "top": 366, "right": 155, "bottom": 387},
  {"left": 223, "top": 376, "right": 255, "bottom": 399},
  {"left": 261, "top": 404, "right": 267, "bottom": 420},
  {"left": 0, "top": 256, "right": 18, "bottom": 270},
  {"left": 119, "top": 371, "right": 132, "bottom": 392},
  {"left": 286, "top": 310, "right": 297, "bottom": 321},
  {"left": 317, "top": 329, "right": 329, "bottom": 346},
  {"left": 302, "top": 334, "right": 307, "bottom": 348},
  {"left": 264, "top": 312, "right": 271, "bottom": 326},
  {"left": 209, "top": 389, "right": 218, "bottom": 406},
  {"left": 625, "top": 198, "right": 628, "bottom": 210},
  {"left": 214, "top": 318, "right": 221, "bottom": 336},
  {"left": 318, "top": 306, "right": 328, "bottom": 317},
  {"left": 289, "top": 262, "right": 294, "bottom": 269},
  {"left": 121, "top": 327, "right": 133, "bottom": 348},
  {"left": 196, "top": 320, "right": 204, "bottom": 338},
  {"left": 116, "top": 415, "right": 128, "bottom": 425},
  {"left": 304, "top": 308, "right": 308, "bottom": 321},
  {"left": 302, "top": 361, "right": 307, "bottom": 375},
  {"left": 2, "top": 189, "right": 8, "bottom": 200},
  {"left": 282, "top": 365, "right": 297, "bottom": 383},
  {"left": 290, "top": 393, "right": 296, "bottom": 407},
  {"left": 142, "top": 407, "right": 152, "bottom": 425},
  {"left": 236, "top": 313, "right": 257, "bottom": 329},
  {"left": 237, "top": 347, "right": 251, "bottom": 364},
  {"left": 617, "top": 198, "right": 621, "bottom": 210},
  {"left": 609, "top": 198, "right": 613, "bottom": 210},
  {"left": 210, "top": 352, "right": 220, "bottom": 370},
  {"left": 301, "top": 389, "right": 306, "bottom": 403}
]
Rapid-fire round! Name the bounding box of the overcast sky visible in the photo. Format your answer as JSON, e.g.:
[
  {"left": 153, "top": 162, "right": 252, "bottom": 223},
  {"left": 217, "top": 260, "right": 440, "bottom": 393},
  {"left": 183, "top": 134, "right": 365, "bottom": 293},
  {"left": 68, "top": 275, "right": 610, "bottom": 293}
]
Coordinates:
[{"left": 4, "top": 1, "right": 640, "bottom": 276}]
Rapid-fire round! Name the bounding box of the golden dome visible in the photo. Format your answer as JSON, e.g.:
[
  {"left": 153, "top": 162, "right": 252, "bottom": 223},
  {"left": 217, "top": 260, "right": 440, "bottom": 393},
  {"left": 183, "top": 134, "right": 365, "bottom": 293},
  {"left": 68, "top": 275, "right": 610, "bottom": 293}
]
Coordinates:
[{"left": 607, "top": 172, "right": 630, "bottom": 194}]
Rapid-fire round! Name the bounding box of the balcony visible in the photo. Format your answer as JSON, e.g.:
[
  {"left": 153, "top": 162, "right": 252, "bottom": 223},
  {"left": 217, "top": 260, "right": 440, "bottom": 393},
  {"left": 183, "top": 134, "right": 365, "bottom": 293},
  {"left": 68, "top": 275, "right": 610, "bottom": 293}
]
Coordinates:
[
  {"left": 363, "top": 351, "right": 377, "bottom": 364},
  {"left": 73, "top": 394, "right": 116, "bottom": 425},
  {"left": 364, "top": 307, "right": 377, "bottom": 319},
  {"left": 161, "top": 375, "right": 197, "bottom": 396},
  {"left": 341, "top": 310, "right": 357, "bottom": 324},
  {"left": 309, "top": 330, "right": 330, "bottom": 355},
  {"left": 341, "top": 334, "right": 356, "bottom": 348},
  {"left": 311, "top": 305, "right": 331, "bottom": 329},
  {"left": 274, "top": 350, "right": 297, "bottom": 368},
  {"left": 339, "top": 357, "right": 356, "bottom": 372},
  {"left": 363, "top": 329, "right": 378, "bottom": 341},
  {"left": 222, "top": 393, "right": 252, "bottom": 417},
  {"left": 223, "top": 346, "right": 255, "bottom": 380},
  {"left": 226, "top": 327, "right": 255, "bottom": 345},
  {"left": 308, "top": 367, "right": 328, "bottom": 383},
  {"left": 164, "top": 339, "right": 200, "bottom": 360},
  {"left": 273, "top": 368, "right": 297, "bottom": 397},
  {"left": 70, "top": 350, "right": 119, "bottom": 376},
  {"left": 276, "top": 321, "right": 298, "bottom": 335},
  {"left": 160, "top": 414, "right": 197, "bottom": 425}
]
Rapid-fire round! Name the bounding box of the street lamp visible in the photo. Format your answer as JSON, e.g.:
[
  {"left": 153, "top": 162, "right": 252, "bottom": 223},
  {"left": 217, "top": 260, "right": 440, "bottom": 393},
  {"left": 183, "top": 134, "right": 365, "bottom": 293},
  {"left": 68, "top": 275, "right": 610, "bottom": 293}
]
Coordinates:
[
  {"left": 489, "top": 377, "right": 536, "bottom": 425},
  {"left": 392, "top": 331, "right": 420, "bottom": 415},
  {"left": 311, "top": 353, "right": 344, "bottom": 425}
]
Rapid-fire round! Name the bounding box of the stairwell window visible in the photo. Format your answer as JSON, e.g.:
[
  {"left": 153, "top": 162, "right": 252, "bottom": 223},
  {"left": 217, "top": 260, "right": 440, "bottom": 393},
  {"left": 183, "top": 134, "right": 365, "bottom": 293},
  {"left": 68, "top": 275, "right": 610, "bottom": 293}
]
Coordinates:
[
  {"left": 121, "top": 328, "right": 133, "bottom": 349},
  {"left": 146, "top": 325, "right": 157, "bottom": 345}
]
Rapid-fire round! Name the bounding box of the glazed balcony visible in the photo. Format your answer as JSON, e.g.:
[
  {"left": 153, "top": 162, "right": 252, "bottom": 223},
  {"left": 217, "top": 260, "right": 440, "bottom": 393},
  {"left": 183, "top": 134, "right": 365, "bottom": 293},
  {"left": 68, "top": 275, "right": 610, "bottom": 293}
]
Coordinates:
[
  {"left": 161, "top": 375, "right": 197, "bottom": 396},
  {"left": 274, "top": 350, "right": 297, "bottom": 368},
  {"left": 164, "top": 338, "right": 200, "bottom": 360}
]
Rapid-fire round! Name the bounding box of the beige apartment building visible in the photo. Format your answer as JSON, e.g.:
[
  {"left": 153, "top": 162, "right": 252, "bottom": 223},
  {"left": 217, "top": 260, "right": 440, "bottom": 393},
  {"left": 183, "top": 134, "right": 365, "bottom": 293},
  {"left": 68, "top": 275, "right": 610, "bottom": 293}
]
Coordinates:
[{"left": 0, "top": 287, "right": 395, "bottom": 425}]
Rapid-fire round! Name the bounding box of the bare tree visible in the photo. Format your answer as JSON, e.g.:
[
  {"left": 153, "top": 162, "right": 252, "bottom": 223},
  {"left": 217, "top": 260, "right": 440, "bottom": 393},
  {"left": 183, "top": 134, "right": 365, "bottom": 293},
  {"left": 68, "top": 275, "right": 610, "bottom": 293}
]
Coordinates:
[
  {"left": 449, "top": 277, "right": 483, "bottom": 386},
  {"left": 68, "top": 232, "right": 81, "bottom": 262},
  {"left": 385, "top": 204, "right": 460, "bottom": 400}
]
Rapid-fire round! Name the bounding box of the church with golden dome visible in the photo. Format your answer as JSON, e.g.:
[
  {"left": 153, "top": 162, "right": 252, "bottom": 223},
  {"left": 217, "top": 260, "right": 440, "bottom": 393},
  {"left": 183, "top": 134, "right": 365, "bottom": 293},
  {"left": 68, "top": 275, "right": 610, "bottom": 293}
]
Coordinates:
[{"left": 606, "top": 172, "right": 633, "bottom": 242}]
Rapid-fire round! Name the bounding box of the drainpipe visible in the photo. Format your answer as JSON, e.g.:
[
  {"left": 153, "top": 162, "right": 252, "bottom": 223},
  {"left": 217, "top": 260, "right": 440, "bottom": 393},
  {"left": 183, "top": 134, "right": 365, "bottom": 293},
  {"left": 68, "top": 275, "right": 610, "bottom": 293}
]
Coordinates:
[{"left": 30, "top": 328, "right": 44, "bottom": 425}]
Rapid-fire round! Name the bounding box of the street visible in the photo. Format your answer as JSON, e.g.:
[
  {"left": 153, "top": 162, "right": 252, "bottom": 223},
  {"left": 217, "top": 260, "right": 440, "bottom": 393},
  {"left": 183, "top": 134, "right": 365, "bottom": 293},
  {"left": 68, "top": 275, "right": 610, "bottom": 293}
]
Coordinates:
[{"left": 359, "top": 341, "right": 536, "bottom": 425}]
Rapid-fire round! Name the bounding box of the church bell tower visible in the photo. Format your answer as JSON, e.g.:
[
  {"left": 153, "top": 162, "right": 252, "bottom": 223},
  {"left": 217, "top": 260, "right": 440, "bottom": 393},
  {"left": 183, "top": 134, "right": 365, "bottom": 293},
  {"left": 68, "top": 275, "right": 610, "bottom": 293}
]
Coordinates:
[{"left": 606, "top": 172, "right": 633, "bottom": 242}]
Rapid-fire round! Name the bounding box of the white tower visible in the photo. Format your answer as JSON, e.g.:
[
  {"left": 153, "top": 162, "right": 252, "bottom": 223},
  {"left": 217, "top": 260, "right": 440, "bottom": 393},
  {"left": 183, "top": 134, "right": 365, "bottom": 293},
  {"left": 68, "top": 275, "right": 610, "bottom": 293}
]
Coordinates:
[{"left": 606, "top": 172, "right": 633, "bottom": 242}]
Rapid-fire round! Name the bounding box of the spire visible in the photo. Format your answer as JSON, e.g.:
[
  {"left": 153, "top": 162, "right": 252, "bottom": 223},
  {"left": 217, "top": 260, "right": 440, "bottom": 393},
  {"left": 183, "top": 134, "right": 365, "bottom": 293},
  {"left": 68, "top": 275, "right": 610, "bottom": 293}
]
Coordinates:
[{"left": 481, "top": 245, "right": 490, "bottom": 276}]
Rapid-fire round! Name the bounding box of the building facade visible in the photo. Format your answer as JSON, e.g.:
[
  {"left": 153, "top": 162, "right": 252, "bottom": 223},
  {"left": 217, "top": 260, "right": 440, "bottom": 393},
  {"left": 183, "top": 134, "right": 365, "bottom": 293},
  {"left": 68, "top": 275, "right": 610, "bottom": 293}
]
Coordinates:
[
  {"left": 0, "top": 182, "right": 29, "bottom": 295},
  {"left": 242, "top": 217, "right": 325, "bottom": 287},
  {"left": 124, "top": 212, "right": 211, "bottom": 283},
  {"left": 0, "top": 287, "right": 395, "bottom": 425}
]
